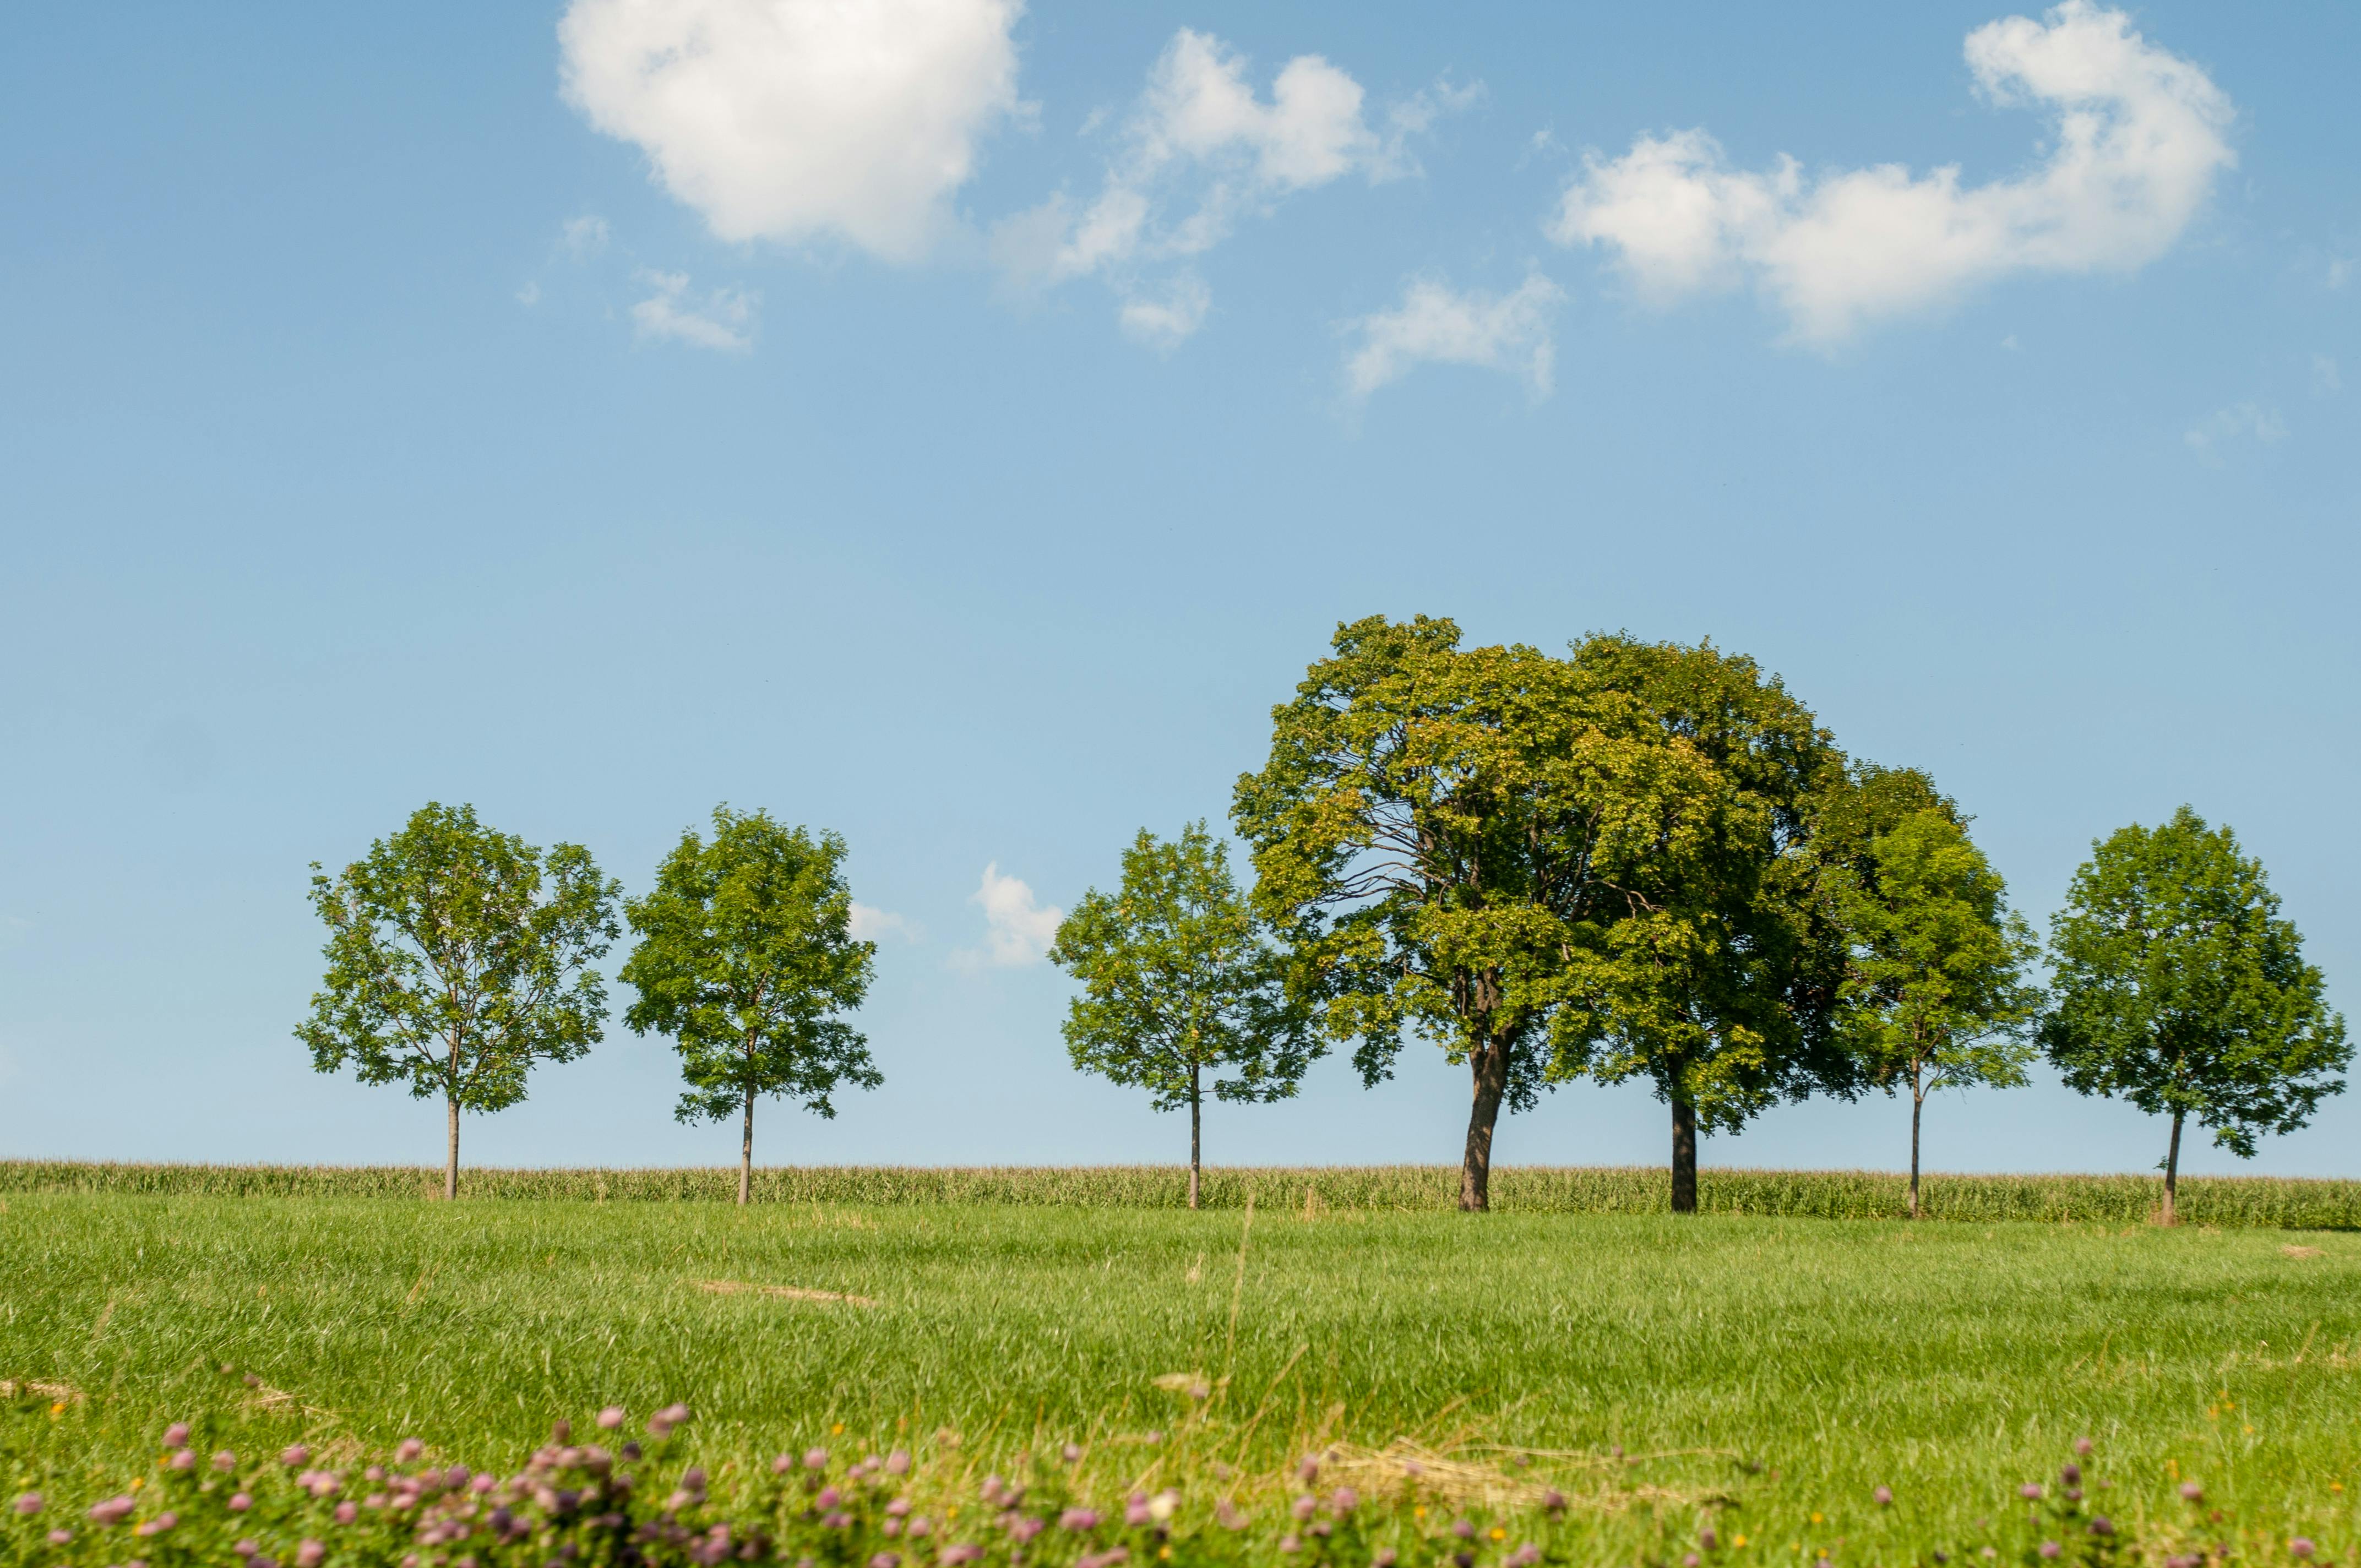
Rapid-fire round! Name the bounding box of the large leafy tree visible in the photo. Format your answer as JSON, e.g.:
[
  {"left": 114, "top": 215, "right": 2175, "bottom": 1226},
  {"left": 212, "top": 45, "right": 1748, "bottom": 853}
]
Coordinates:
[
  {"left": 298, "top": 802, "right": 619, "bottom": 1200},
  {"left": 2041, "top": 806, "right": 2348, "bottom": 1224},
  {"left": 1824, "top": 801, "right": 2041, "bottom": 1218},
  {"left": 1048, "top": 821, "right": 1317, "bottom": 1209},
  {"left": 1233, "top": 615, "right": 1734, "bottom": 1211},
  {"left": 622, "top": 806, "right": 880, "bottom": 1206},
  {"left": 1567, "top": 634, "right": 1855, "bottom": 1213}
]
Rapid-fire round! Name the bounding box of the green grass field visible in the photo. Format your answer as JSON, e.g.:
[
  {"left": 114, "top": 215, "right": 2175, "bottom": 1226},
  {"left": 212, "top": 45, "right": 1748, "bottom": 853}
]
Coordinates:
[{"left": 4, "top": 1184, "right": 2358, "bottom": 1565}]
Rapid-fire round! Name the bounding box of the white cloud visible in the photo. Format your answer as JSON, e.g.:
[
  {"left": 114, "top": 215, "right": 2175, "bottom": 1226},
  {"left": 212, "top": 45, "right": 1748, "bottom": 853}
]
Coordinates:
[
  {"left": 562, "top": 214, "right": 611, "bottom": 257},
  {"left": 630, "top": 269, "right": 757, "bottom": 351},
  {"left": 850, "top": 903, "right": 920, "bottom": 943},
  {"left": 1342, "top": 274, "right": 1564, "bottom": 400},
  {"left": 2183, "top": 401, "right": 2285, "bottom": 462},
  {"left": 1550, "top": 2, "right": 2234, "bottom": 345},
  {"left": 1119, "top": 275, "right": 1211, "bottom": 349},
  {"left": 965, "top": 862, "right": 1062, "bottom": 968},
  {"left": 997, "top": 29, "right": 1468, "bottom": 343},
  {"left": 2312, "top": 355, "right": 2342, "bottom": 396},
  {"left": 558, "top": 0, "right": 1023, "bottom": 261},
  {"left": 516, "top": 281, "right": 542, "bottom": 307}
]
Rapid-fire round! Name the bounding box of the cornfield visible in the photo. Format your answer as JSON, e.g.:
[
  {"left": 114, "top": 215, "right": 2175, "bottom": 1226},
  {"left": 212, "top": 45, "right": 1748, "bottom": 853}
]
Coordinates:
[{"left": 3, "top": 1160, "right": 2353, "bottom": 1227}]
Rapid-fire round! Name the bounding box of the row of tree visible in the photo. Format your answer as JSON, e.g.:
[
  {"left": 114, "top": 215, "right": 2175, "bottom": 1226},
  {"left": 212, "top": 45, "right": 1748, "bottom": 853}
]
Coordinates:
[
  {"left": 296, "top": 616, "right": 2348, "bottom": 1221},
  {"left": 299, "top": 803, "right": 877, "bottom": 1203},
  {"left": 1052, "top": 617, "right": 2349, "bottom": 1219}
]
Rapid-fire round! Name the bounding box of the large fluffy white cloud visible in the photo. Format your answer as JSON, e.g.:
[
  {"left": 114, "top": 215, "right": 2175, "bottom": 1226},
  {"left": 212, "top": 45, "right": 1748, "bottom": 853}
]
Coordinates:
[
  {"left": 998, "top": 30, "right": 1467, "bottom": 342},
  {"left": 1550, "top": 2, "right": 2234, "bottom": 344},
  {"left": 558, "top": 0, "right": 1024, "bottom": 261},
  {"left": 1342, "top": 274, "right": 1565, "bottom": 400}
]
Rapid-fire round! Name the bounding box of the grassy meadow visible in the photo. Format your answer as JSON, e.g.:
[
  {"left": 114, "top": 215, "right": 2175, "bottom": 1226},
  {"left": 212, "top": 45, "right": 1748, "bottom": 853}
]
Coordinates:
[{"left": 3, "top": 1180, "right": 2358, "bottom": 1565}]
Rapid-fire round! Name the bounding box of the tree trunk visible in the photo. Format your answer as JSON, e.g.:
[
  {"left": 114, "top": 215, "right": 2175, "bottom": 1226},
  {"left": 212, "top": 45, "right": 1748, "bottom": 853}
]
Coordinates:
[
  {"left": 1188, "top": 1063, "right": 1201, "bottom": 1212},
  {"left": 1671, "top": 1097, "right": 1698, "bottom": 1214},
  {"left": 1459, "top": 1035, "right": 1510, "bottom": 1213},
  {"left": 1909, "top": 1061, "right": 1924, "bottom": 1222},
  {"left": 2162, "top": 1109, "right": 2183, "bottom": 1226},
  {"left": 444, "top": 1093, "right": 460, "bottom": 1202},
  {"left": 739, "top": 1086, "right": 754, "bottom": 1208}
]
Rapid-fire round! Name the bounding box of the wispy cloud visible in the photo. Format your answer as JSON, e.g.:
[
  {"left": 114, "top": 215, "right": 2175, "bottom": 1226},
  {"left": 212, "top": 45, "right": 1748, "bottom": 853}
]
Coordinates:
[
  {"left": 2183, "top": 401, "right": 2286, "bottom": 463},
  {"left": 630, "top": 270, "right": 757, "bottom": 352},
  {"left": 994, "top": 29, "right": 1473, "bottom": 345},
  {"left": 561, "top": 214, "right": 610, "bottom": 258},
  {"left": 2311, "top": 355, "right": 2342, "bottom": 397},
  {"left": 850, "top": 903, "right": 921, "bottom": 944},
  {"left": 1342, "top": 273, "right": 1564, "bottom": 400}
]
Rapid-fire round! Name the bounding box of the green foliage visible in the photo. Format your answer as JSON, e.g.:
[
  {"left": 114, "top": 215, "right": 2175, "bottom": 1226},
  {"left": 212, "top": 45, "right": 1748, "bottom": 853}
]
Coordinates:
[
  {"left": 2041, "top": 806, "right": 2349, "bottom": 1159},
  {"left": 622, "top": 805, "right": 880, "bottom": 1127},
  {"left": 1565, "top": 633, "right": 1855, "bottom": 1133},
  {"left": 1824, "top": 807, "right": 2042, "bottom": 1099},
  {"left": 295, "top": 802, "right": 619, "bottom": 1118},
  {"left": 1048, "top": 822, "right": 1316, "bottom": 1114},
  {"left": 1231, "top": 616, "right": 1756, "bottom": 1202}
]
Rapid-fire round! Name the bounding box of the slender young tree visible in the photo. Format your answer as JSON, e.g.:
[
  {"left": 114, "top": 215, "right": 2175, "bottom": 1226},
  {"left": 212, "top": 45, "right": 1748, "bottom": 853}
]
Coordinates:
[
  {"left": 1233, "top": 615, "right": 1734, "bottom": 1211},
  {"left": 1824, "top": 807, "right": 2041, "bottom": 1218},
  {"left": 1569, "top": 634, "right": 1856, "bottom": 1213},
  {"left": 297, "top": 802, "right": 619, "bottom": 1200},
  {"left": 622, "top": 806, "right": 880, "bottom": 1205},
  {"left": 1048, "top": 822, "right": 1316, "bottom": 1209},
  {"left": 2041, "top": 806, "right": 2348, "bottom": 1225}
]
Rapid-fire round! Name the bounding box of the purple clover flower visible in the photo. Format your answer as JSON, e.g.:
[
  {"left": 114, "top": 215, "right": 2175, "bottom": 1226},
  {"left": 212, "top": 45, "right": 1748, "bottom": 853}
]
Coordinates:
[
  {"left": 163, "top": 1422, "right": 191, "bottom": 1447},
  {"left": 11, "top": 1494, "right": 40, "bottom": 1517},
  {"left": 1060, "top": 1507, "right": 1102, "bottom": 1532},
  {"left": 214, "top": 1451, "right": 238, "bottom": 1473},
  {"left": 2039, "top": 1544, "right": 2061, "bottom": 1560},
  {"left": 2291, "top": 1543, "right": 2316, "bottom": 1561},
  {"left": 1874, "top": 1487, "right": 1893, "bottom": 1506}
]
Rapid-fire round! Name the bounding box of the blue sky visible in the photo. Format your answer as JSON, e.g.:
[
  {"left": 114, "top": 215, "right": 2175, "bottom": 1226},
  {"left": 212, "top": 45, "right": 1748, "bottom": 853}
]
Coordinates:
[{"left": 2, "top": 2, "right": 2355, "bottom": 1179}]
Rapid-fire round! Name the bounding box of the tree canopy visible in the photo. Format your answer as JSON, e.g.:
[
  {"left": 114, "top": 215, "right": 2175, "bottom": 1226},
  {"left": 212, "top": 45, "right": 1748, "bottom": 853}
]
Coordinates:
[
  {"left": 2041, "top": 805, "right": 2348, "bottom": 1223},
  {"left": 1047, "top": 821, "right": 1315, "bottom": 1208},
  {"left": 1565, "top": 634, "right": 1856, "bottom": 1211},
  {"left": 1232, "top": 614, "right": 1747, "bottom": 1210},
  {"left": 297, "top": 802, "right": 619, "bottom": 1199},
  {"left": 622, "top": 805, "right": 879, "bottom": 1205},
  {"left": 1822, "top": 791, "right": 2041, "bottom": 1215}
]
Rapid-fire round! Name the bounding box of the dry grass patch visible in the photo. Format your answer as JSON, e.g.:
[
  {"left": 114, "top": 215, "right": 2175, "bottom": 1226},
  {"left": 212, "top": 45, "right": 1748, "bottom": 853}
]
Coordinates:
[{"left": 698, "top": 1279, "right": 878, "bottom": 1306}]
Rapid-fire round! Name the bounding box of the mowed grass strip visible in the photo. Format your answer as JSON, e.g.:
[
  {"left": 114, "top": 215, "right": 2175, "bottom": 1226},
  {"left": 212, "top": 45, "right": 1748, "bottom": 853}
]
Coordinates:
[
  {"left": 2, "top": 1194, "right": 2357, "bottom": 1558},
  {"left": 7, "top": 1161, "right": 2361, "bottom": 1227}
]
